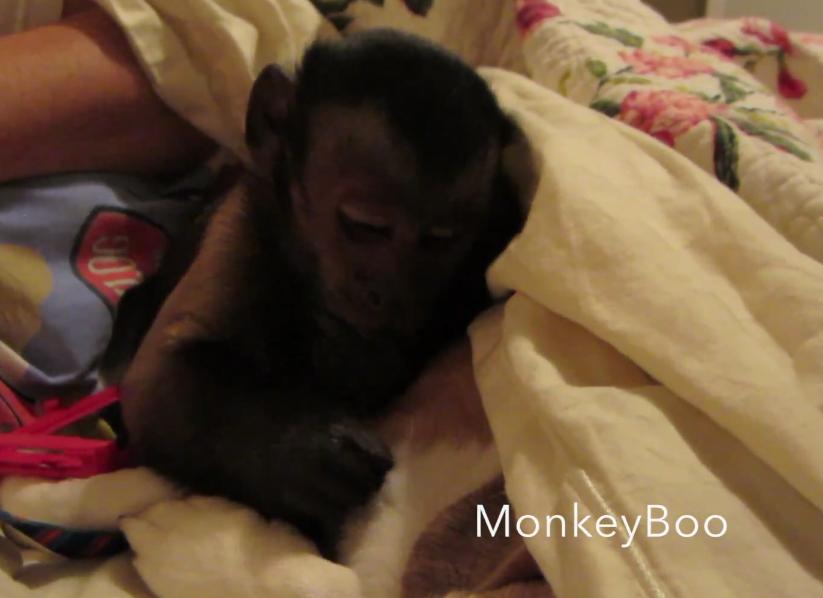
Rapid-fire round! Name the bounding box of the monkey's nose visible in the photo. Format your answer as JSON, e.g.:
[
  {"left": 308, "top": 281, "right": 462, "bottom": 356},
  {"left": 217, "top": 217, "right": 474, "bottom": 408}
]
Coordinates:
[{"left": 365, "top": 289, "right": 383, "bottom": 310}]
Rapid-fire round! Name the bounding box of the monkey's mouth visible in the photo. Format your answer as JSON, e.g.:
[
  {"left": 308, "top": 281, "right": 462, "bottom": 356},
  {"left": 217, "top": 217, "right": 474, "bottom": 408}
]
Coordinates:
[
  {"left": 314, "top": 309, "right": 360, "bottom": 337},
  {"left": 314, "top": 307, "right": 408, "bottom": 343},
  {"left": 310, "top": 309, "right": 418, "bottom": 411},
  {"left": 318, "top": 290, "right": 412, "bottom": 339}
]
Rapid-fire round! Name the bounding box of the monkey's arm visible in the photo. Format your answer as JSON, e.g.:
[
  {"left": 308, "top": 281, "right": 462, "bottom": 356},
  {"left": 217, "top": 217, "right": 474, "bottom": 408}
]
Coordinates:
[
  {"left": 119, "top": 181, "right": 391, "bottom": 555},
  {"left": 122, "top": 335, "right": 391, "bottom": 556}
]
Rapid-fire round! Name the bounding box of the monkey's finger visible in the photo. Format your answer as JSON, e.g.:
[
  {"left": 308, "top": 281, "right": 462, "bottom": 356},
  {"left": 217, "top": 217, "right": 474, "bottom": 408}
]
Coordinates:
[
  {"left": 276, "top": 476, "right": 353, "bottom": 521},
  {"left": 298, "top": 452, "right": 390, "bottom": 511},
  {"left": 328, "top": 422, "right": 394, "bottom": 476}
]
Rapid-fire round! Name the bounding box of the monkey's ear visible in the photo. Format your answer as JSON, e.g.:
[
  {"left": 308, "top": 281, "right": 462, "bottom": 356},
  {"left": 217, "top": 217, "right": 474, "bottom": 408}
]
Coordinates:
[{"left": 245, "top": 64, "right": 295, "bottom": 178}]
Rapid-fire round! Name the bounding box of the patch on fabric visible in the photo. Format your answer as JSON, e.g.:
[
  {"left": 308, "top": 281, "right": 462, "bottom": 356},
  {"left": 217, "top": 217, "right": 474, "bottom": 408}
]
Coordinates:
[{"left": 70, "top": 208, "right": 169, "bottom": 310}]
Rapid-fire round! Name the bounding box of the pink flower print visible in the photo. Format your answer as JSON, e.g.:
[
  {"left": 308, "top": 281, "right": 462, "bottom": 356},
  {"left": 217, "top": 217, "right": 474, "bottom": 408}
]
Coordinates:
[
  {"left": 702, "top": 38, "right": 736, "bottom": 59},
  {"left": 777, "top": 66, "right": 807, "bottom": 99},
  {"left": 742, "top": 18, "right": 792, "bottom": 54},
  {"left": 619, "top": 49, "right": 714, "bottom": 78},
  {"left": 515, "top": 0, "right": 561, "bottom": 36},
  {"left": 652, "top": 35, "right": 696, "bottom": 55},
  {"left": 617, "top": 89, "right": 727, "bottom": 146}
]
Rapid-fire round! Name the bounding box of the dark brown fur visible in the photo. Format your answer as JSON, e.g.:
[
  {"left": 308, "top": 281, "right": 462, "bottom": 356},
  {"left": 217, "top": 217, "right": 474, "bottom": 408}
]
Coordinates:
[{"left": 105, "top": 30, "right": 524, "bottom": 556}]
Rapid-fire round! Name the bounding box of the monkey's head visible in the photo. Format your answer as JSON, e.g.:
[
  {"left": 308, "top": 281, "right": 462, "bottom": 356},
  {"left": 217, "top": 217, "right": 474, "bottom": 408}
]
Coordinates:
[{"left": 246, "top": 30, "right": 518, "bottom": 345}]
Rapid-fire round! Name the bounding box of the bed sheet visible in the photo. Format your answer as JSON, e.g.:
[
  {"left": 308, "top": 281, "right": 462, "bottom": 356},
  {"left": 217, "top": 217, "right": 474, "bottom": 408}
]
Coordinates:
[{"left": 1, "top": 1, "right": 822, "bottom": 597}]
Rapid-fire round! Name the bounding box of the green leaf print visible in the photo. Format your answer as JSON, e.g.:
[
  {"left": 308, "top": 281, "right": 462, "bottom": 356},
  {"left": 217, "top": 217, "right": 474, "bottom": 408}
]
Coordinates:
[
  {"left": 579, "top": 22, "right": 643, "bottom": 48},
  {"left": 688, "top": 90, "right": 721, "bottom": 103},
  {"left": 733, "top": 120, "right": 812, "bottom": 161},
  {"left": 559, "top": 68, "right": 572, "bottom": 96},
  {"left": 613, "top": 27, "right": 644, "bottom": 48},
  {"left": 733, "top": 110, "right": 805, "bottom": 142},
  {"left": 590, "top": 99, "right": 621, "bottom": 117},
  {"left": 712, "top": 118, "right": 740, "bottom": 191},
  {"left": 586, "top": 59, "right": 608, "bottom": 78},
  {"left": 606, "top": 76, "right": 651, "bottom": 85},
  {"left": 714, "top": 73, "right": 752, "bottom": 104},
  {"left": 738, "top": 44, "right": 763, "bottom": 56}
]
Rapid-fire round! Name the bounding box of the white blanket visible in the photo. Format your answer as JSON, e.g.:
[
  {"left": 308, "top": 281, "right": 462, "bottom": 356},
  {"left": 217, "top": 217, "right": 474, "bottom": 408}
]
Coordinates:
[{"left": 475, "top": 68, "right": 823, "bottom": 597}]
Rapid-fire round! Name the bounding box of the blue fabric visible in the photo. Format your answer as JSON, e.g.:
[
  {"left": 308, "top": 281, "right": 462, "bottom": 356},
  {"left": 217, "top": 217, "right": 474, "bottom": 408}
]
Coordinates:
[{"left": 0, "top": 172, "right": 203, "bottom": 400}]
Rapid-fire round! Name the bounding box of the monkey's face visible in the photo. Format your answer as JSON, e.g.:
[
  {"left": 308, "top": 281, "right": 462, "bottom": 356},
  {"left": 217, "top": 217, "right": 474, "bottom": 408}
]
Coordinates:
[{"left": 289, "top": 106, "right": 499, "bottom": 341}]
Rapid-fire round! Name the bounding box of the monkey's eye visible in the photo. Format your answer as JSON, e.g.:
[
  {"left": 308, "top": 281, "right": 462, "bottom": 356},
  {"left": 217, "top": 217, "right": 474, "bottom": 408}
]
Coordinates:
[
  {"left": 421, "top": 226, "right": 459, "bottom": 249},
  {"left": 338, "top": 204, "right": 392, "bottom": 241},
  {"left": 427, "top": 226, "right": 455, "bottom": 240}
]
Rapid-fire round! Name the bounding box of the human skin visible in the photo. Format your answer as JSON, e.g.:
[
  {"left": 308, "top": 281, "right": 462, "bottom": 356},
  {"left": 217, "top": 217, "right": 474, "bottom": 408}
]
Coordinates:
[{"left": 0, "top": 2, "right": 214, "bottom": 183}]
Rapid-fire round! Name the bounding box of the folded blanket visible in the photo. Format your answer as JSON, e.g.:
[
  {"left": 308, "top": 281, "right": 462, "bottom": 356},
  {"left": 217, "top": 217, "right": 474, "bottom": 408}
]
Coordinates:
[
  {"left": 476, "top": 67, "right": 823, "bottom": 597},
  {"left": 93, "top": 0, "right": 326, "bottom": 162}
]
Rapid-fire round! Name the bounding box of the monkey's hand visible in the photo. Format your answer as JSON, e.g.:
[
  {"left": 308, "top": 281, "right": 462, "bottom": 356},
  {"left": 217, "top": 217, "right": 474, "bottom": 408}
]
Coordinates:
[
  {"left": 122, "top": 336, "right": 393, "bottom": 558},
  {"left": 136, "top": 402, "right": 392, "bottom": 559},
  {"left": 264, "top": 414, "right": 393, "bottom": 557}
]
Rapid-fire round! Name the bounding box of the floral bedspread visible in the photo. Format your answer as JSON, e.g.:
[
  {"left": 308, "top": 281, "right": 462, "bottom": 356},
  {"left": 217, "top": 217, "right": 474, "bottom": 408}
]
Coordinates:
[{"left": 516, "top": 0, "right": 823, "bottom": 261}]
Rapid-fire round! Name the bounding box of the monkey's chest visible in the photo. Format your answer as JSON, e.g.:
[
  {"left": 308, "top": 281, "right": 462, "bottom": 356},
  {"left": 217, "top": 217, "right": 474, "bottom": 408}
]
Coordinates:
[{"left": 248, "top": 324, "right": 417, "bottom": 414}]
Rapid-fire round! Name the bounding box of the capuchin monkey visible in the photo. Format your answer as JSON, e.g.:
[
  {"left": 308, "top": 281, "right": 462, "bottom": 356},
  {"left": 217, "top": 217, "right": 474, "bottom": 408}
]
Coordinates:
[{"left": 104, "top": 29, "right": 525, "bottom": 556}]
